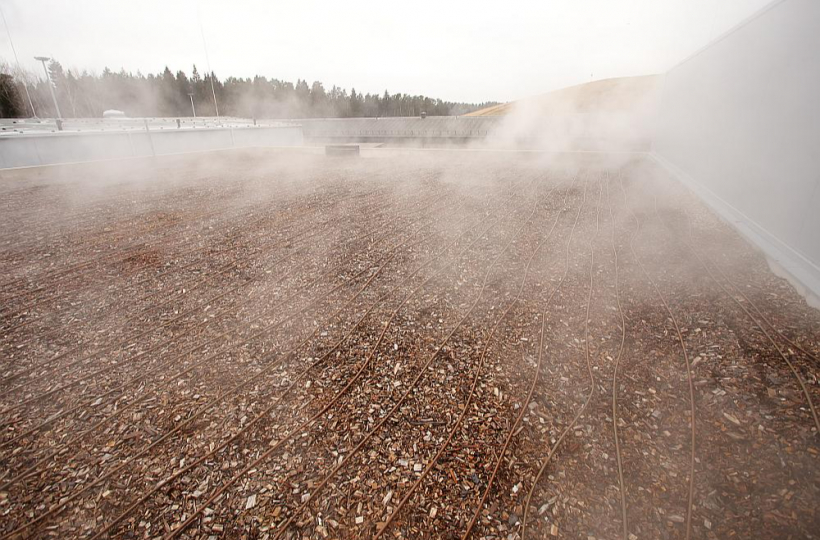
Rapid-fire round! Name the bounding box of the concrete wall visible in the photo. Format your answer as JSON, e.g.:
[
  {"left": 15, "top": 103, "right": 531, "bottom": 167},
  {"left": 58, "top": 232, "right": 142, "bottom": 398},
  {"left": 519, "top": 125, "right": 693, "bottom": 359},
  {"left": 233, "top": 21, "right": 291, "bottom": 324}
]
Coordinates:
[
  {"left": 653, "top": 0, "right": 820, "bottom": 303},
  {"left": 0, "top": 126, "right": 303, "bottom": 169},
  {"left": 299, "top": 113, "right": 654, "bottom": 151},
  {"left": 299, "top": 116, "right": 500, "bottom": 142}
]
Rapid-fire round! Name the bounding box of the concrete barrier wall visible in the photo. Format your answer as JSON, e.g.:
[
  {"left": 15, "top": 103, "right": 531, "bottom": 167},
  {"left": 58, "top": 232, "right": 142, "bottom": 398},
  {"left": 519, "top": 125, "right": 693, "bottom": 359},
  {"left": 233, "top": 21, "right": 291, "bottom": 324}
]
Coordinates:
[
  {"left": 653, "top": 0, "right": 820, "bottom": 303},
  {"left": 299, "top": 116, "right": 500, "bottom": 141},
  {"left": 300, "top": 114, "right": 653, "bottom": 151},
  {"left": 0, "top": 126, "right": 303, "bottom": 169}
]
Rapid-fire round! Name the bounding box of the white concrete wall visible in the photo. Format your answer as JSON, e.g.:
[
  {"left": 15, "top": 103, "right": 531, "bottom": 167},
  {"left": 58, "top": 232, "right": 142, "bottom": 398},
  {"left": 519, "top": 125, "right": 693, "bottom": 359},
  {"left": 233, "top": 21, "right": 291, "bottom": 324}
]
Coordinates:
[
  {"left": 299, "top": 117, "right": 499, "bottom": 140},
  {"left": 0, "top": 126, "right": 303, "bottom": 169},
  {"left": 653, "top": 0, "right": 820, "bottom": 303}
]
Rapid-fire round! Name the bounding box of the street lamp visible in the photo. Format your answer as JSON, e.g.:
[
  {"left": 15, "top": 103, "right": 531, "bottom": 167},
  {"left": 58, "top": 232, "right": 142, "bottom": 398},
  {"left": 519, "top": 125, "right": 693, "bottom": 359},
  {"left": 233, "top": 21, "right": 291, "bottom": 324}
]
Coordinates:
[
  {"left": 34, "top": 56, "right": 61, "bottom": 120},
  {"left": 188, "top": 93, "right": 196, "bottom": 117}
]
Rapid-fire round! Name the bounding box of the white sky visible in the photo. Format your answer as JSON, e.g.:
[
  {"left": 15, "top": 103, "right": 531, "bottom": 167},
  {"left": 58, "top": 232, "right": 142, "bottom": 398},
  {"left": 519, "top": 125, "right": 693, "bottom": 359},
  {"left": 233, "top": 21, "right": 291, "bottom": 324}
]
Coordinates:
[{"left": 1, "top": 0, "right": 773, "bottom": 103}]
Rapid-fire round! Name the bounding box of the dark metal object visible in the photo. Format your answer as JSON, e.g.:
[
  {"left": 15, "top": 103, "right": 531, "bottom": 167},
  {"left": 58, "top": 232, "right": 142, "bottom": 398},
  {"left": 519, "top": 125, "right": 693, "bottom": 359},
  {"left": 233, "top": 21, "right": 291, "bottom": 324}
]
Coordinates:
[{"left": 325, "top": 145, "right": 360, "bottom": 157}]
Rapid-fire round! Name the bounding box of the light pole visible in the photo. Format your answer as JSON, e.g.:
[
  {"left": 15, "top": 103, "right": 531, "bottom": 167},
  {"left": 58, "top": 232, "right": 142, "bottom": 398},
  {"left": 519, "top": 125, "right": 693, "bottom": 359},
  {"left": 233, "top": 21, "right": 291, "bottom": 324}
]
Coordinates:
[
  {"left": 34, "top": 56, "right": 61, "bottom": 120},
  {"left": 188, "top": 93, "right": 196, "bottom": 117},
  {"left": 197, "top": 3, "right": 220, "bottom": 122}
]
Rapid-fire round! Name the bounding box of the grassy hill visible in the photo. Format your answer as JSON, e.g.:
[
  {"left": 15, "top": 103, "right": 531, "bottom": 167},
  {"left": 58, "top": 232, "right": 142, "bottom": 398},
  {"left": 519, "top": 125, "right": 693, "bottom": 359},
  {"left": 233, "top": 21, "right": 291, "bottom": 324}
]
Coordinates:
[{"left": 466, "top": 74, "right": 663, "bottom": 117}]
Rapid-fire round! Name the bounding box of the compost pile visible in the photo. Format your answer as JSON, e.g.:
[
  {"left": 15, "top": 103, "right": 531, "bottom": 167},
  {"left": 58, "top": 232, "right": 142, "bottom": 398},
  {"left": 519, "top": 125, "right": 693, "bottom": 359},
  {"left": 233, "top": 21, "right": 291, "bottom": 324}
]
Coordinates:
[{"left": 1, "top": 149, "right": 818, "bottom": 540}]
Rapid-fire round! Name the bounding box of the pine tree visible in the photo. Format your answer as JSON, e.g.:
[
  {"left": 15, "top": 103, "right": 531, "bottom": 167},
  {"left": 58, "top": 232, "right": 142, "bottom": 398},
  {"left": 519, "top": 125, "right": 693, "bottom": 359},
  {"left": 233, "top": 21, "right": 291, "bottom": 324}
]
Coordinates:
[
  {"left": 0, "top": 60, "right": 496, "bottom": 119},
  {"left": 350, "top": 88, "right": 362, "bottom": 117},
  {"left": 0, "top": 73, "right": 25, "bottom": 118}
]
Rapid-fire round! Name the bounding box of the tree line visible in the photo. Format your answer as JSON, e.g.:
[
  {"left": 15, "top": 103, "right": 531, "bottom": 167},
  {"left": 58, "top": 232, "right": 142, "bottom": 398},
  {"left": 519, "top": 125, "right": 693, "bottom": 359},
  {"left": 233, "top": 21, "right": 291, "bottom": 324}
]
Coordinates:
[{"left": 0, "top": 60, "right": 497, "bottom": 119}]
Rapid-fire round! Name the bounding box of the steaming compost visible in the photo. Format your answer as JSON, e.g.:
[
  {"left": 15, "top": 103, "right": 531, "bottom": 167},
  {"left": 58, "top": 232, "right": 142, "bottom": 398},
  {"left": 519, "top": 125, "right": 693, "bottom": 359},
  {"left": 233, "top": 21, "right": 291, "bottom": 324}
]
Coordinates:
[{"left": 1, "top": 149, "right": 818, "bottom": 540}]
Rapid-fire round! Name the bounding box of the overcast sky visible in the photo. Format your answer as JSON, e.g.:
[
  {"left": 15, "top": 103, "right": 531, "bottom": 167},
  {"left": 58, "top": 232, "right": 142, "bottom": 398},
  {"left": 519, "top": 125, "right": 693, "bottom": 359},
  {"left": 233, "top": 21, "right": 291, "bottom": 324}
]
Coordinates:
[{"left": 1, "top": 0, "right": 772, "bottom": 103}]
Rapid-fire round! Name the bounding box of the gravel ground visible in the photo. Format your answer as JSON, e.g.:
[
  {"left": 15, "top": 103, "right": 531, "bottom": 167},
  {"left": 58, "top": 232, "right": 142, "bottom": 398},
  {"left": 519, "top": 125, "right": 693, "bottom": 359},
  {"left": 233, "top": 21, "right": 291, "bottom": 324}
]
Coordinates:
[{"left": 0, "top": 148, "right": 818, "bottom": 540}]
